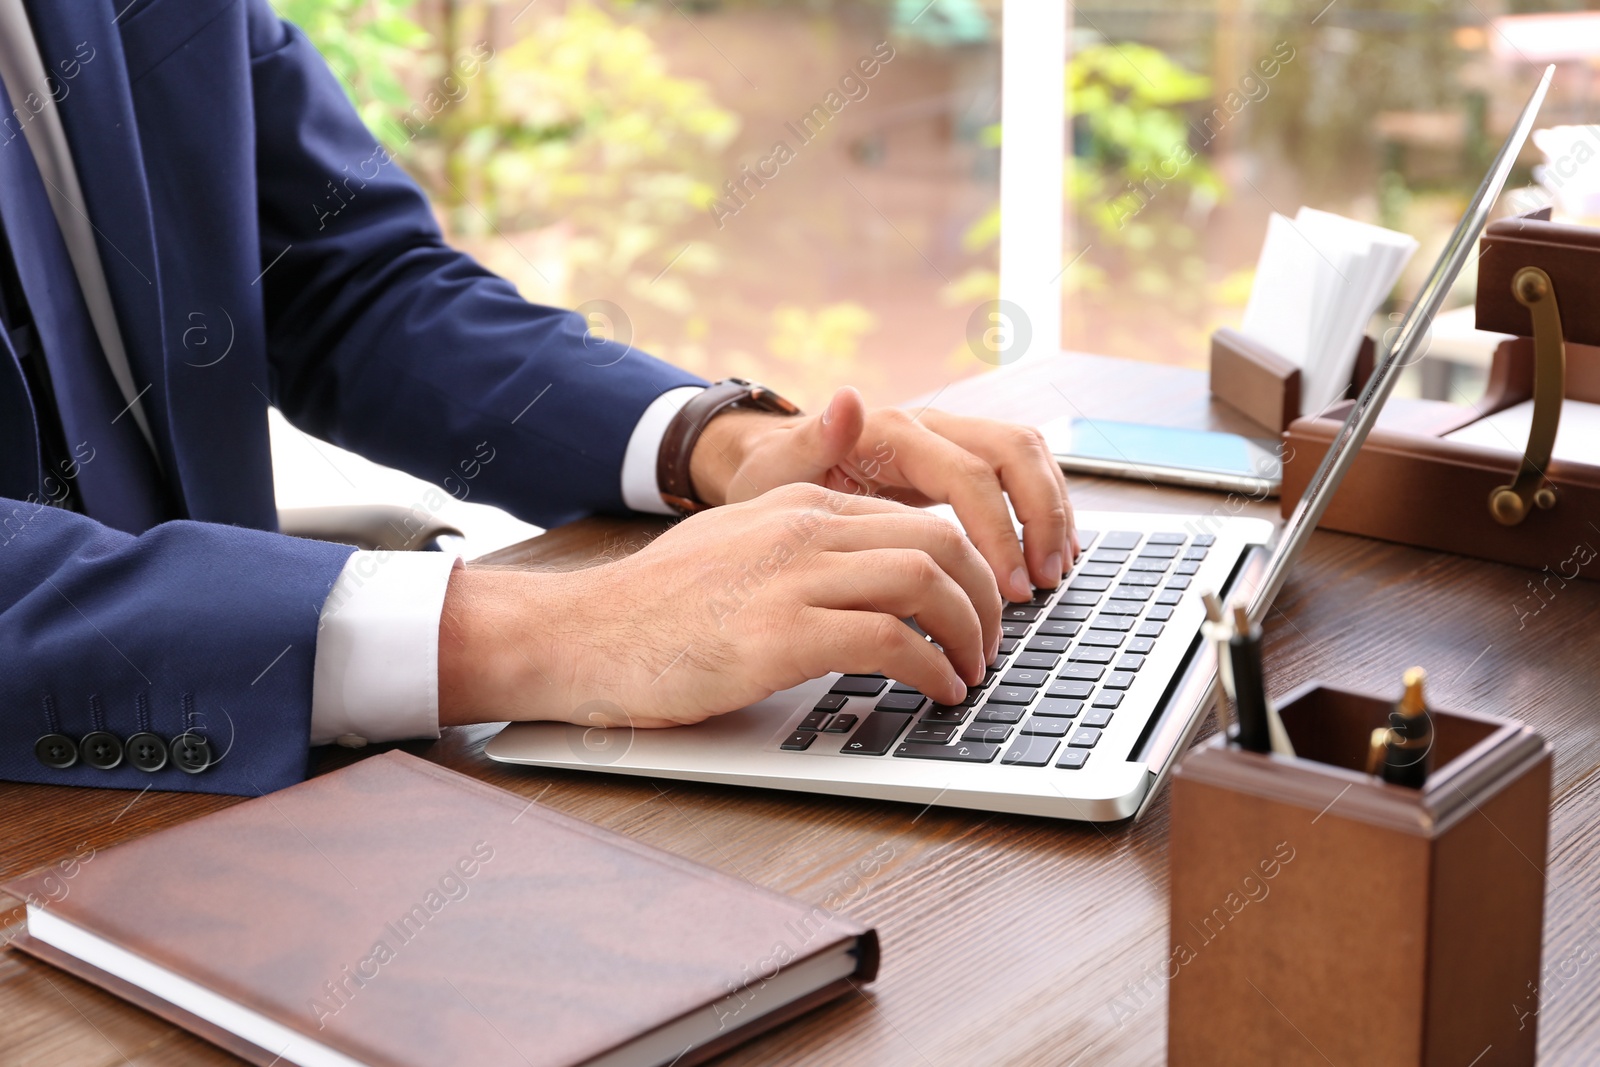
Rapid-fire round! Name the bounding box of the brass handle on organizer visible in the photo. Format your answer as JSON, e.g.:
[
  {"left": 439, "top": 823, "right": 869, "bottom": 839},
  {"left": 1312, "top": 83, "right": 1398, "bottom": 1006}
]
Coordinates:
[{"left": 1489, "top": 267, "right": 1566, "bottom": 526}]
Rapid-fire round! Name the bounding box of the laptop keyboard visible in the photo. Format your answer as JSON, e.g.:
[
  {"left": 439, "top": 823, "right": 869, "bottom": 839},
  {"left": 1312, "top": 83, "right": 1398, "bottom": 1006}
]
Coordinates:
[{"left": 776, "top": 529, "right": 1218, "bottom": 772}]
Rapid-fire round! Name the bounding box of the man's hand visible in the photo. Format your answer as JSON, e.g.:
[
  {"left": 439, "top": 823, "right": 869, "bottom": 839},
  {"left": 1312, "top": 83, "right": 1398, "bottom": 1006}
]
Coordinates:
[
  {"left": 438, "top": 484, "right": 1001, "bottom": 729},
  {"left": 689, "top": 387, "right": 1076, "bottom": 602}
]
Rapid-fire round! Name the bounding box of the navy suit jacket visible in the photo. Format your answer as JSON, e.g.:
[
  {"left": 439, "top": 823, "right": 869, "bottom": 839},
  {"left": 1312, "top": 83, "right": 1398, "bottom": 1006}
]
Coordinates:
[{"left": 0, "top": 0, "right": 703, "bottom": 794}]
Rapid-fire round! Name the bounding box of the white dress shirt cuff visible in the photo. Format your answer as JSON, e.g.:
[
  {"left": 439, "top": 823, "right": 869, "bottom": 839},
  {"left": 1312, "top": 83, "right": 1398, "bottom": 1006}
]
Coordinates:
[
  {"left": 310, "top": 550, "right": 462, "bottom": 746},
  {"left": 620, "top": 385, "right": 705, "bottom": 514}
]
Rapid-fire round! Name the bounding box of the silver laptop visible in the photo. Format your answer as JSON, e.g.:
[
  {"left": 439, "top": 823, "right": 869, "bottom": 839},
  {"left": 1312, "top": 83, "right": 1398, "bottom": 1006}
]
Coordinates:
[{"left": 487, "top": 70, "right": 1552, "bottom": 822}]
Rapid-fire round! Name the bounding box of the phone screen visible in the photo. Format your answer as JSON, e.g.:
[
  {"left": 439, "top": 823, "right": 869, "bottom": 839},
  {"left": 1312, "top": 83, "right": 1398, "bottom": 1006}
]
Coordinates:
[{"left": 1043, "top": 418, "right": 1281, "bottom": 480}]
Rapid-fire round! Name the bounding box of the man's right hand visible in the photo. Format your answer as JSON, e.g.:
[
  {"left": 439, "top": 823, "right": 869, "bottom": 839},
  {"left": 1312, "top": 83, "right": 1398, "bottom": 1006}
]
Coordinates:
[{"left": 437, "top": 484, "right": 1003, "bottom": 731}]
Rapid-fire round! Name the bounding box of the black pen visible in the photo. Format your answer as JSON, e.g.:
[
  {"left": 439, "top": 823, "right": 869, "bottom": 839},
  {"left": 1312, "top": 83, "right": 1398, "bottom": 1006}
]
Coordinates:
[
  {"left": 1381, "top": 666, "right": 1432, "bottom": 788},
  {"left": 1228, "top": 603, "right": 1271, "bottom": 753}
]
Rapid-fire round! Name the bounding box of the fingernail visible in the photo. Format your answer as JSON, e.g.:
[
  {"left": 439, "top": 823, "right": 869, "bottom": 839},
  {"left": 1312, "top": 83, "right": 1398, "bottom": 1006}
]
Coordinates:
[
  {"left": 1044, "top": 552, "right": 1064, "bottom": 584},
  {"left": 821, "top": 396, "right": 835, "bottom": 426},
  {"left": 1009, "top": 566, "right": 1030, "bottom": 602}
]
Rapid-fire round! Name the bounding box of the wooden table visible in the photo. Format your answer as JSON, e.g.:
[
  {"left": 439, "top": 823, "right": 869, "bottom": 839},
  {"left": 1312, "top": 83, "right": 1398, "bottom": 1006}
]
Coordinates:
[{"left": 4, "top": 353, "right": 1599, "bottom": 1066}]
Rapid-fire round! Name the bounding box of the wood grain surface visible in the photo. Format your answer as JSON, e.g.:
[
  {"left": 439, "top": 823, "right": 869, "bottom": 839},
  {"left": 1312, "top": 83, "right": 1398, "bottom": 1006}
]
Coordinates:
[{"left": 4, "top": 354, "right": 1598, "bottom": 1066}]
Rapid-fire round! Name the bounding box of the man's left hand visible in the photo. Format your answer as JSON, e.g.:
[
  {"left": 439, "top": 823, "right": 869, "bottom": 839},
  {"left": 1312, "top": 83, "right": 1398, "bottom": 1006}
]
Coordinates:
[{"left": 689, "top": 386, "right": 1077, "bottom": 603}]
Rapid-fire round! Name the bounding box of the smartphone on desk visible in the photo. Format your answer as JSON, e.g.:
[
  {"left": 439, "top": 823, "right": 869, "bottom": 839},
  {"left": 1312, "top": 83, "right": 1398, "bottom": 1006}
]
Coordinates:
[{"left": 1039, "top": 417, "right": 1282, "bottom": 498}]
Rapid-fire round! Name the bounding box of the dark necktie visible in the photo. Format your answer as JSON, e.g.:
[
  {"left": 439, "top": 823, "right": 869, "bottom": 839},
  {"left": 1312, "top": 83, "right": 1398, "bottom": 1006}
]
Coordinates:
[{"left": 0, "top": 77, "right": 172, "bottom": 533}]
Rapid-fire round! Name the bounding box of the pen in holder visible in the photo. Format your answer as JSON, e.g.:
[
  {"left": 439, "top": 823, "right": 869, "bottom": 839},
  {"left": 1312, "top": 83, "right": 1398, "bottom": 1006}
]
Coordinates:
[{"left": 1166, "top": 681, "right": 1551, "bottom": 1066}]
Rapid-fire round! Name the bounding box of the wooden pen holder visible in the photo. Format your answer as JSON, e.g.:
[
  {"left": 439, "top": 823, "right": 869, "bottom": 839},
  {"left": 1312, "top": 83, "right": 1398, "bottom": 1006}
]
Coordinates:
[
  {"left": 1209, "top": 328, "right": 1377, "bottom": 433},
  {"left": 1167, "top": 682, "right": 1551, "bottom": 1066}
]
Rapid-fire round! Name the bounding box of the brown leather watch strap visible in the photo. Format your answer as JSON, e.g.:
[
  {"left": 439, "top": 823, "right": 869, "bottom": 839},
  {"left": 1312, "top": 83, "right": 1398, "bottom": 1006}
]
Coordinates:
[{"left": 657, "top": 378, "right": 800, "bottom": 514}]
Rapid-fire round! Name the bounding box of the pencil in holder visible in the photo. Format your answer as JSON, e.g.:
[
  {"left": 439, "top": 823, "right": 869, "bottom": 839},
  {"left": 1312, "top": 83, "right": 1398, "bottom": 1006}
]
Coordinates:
[{"left": 1166, "top": 681, "right": 1551, "bottom": 1066}]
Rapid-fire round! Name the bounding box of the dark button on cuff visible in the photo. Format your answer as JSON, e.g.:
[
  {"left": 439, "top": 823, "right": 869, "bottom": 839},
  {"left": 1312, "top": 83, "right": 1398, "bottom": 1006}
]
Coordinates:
[
  {"left": 169, "top": 732, "right": 214, "bottom": 774},
  {"left": 81, "top": 730, "right": 124, "bottom": 770},
  {"left": 34, "top": 733, "right": 78, "bottom": 769},
  {"left": 127, "top": 731, "right": 169, "bottom": 773}
]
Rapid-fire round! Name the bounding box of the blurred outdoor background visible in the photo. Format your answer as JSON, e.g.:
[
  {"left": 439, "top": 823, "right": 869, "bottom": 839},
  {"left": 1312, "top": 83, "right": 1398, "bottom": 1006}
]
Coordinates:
[{"left": 266, "top": 0, "right": 1600, "bottom": 552}]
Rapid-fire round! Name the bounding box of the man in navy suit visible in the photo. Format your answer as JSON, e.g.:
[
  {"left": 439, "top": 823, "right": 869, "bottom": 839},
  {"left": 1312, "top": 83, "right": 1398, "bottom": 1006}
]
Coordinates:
[{"left": 0, "top": 0, "right": 1075, "bottom": 794}]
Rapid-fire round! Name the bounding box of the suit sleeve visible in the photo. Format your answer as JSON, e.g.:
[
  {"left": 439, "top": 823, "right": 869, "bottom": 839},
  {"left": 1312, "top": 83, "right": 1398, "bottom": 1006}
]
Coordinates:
[
  {"left": 0, "top": 501, "right": 354, "bottom": 795},
  {"left": 246, "top": 2, "right": 707, "bottom": 529}
]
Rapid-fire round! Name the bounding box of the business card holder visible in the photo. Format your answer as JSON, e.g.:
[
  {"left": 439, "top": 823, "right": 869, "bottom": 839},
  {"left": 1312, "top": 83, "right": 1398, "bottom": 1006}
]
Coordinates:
[
  {"left": 1208, "top": 328, "right": 1376, "bottom": 434},
  {"left": 1166, "top": 681, "right": 1551, "bottom": 1066}
]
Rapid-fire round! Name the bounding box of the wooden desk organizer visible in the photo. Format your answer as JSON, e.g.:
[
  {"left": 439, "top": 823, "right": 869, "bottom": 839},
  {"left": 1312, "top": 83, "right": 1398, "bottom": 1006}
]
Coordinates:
[
  {"left": 1210, "top": 328, "right": 1377, "bottom": 433},
  {"left": 1281, "top": 212, "right": 1600, "bottom": 577},
  {"left": 1167, "top": 683, "right": 1551, "bottom": 1066}
]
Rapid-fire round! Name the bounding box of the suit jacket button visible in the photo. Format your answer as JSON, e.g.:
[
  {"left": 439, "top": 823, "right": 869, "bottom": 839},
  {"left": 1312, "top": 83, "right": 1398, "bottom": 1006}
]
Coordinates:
[
  {"left": 34, "top": 733, "right": 79, "bottom": 769},
  {"left": 81, "top": 731, "right": 124, "bottom": 770},
  {"left": 127, "top": 731, "right": 169, "bottom": 772},
  {"left": 169, "top": 732, "right": 214, "bottom": 774}
]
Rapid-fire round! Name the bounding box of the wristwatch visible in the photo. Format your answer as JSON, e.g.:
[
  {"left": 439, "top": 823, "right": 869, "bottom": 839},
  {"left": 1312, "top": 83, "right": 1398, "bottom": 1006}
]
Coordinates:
[{"left": 657, "top": 378, "right": 800, "bottom": 514}]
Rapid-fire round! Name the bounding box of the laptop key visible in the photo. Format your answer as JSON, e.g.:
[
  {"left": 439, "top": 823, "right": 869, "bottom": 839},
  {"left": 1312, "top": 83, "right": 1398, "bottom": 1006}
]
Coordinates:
[
  {"left": 1033, "top": 698, "right": 1083, "bottom": 718},
  {"left": 1015, "top": 652, "right": 1060, "bottom": 670},
  {"left": 894, "top": 741, "right": 1000, "bottom": 763},
  {"left": 1183, "top": 545, "right": 1209, "bottom": 560},
  {"left": 780, "top": 731, "right": 816, "bottom": 751},
  {"left": 1127, "top": 557, "right": 1170, "bottom": 572},
  {"left": 975, "top": 703, "right": 1027, "bottom": 724},
  {"left": 1091, "top": 691, "right": 1123, "bottom": 710},
  {"left": 1088, "top": 548, "right": 1129, "bottom": 565},
  {"left": 1192, "top": 533, "right": 1216, "bottom": 547},
  {"left": 1055, "top": 749, "right": 1090, "bottom": 770},
  {"left": 962, "top": 723, "right": 1013, "bottom": 744},
  {"left": 840, "top": 712, "right": 912, "bottom": 755},
  {"left": 1074, "top": 530, "right": 1099, "bottom": 549},
  {"left": 1090, "top": 614, "right": 1134, "bottom": 632},
  {"left": 1048, "top": 604, "right": 1092, "bottom": 622},
  {"left": 1001, "top": 735, "right": 1059, "bottom": 767},
  {"left": 1025, "top": 635, "right": 1071, "bottom": 654},
  {"left": 1136, "top": 621, "right": 1165, "bottom": 637},
  {"left": 1068, "top": 727, "right": 1103, "bottom": 749},
  {"left": 1001, "top": 605, "right": 1043, "bottom": 622},
  {"left": 1079, "top": 561, "right": 1121, "bottom": 578},
  {"left": 877, "top": 692, "right": 928, "bottom": 713},
  {"left": 831, "top": 675, "right": 887, "bottom": 697},
  {"left": 1002, "top": 619, "right": 1032, "bottom": 637},
  {"left": 1120, "top": 572, "right": 1161, "bottom": 587},
  {"left": 1079, "top": 631, "right": 1124, "bottom": 648},
  {"left": 1146, "top": 606, "right": 1175, "bottom": 622},
  {"left": 1115, "top": 654, "right": 1146, "bottom": 672},
  {"left": 1068, "top": 576, "right": 1112, "bottom": 592},
  {"left": 922, "top": 704, "right": 970, "bottom": 723},
  {"left": 1068, "top": 647, "right": 1114, "bottom": 665},
  {"left": 908, "top": 722, "right": 958, "bottom": 744},
  {"left": 824, "top": 713, "right": 859, "bottom": 733},
  {"left": 1147, "top": 532, "right": 1187, "bottom": 545},
  {"left": 1020, "top": 716, "right": 1070, "bottom": 737},
  {"left": 815, "top": 694, "right": 849, "bottom": 712},
  {"left": 798, "top": 710, "right": 832, "bottom": 731},
  {"left": 1137, "top": 544, "right": 1180, "bottom": 559},
  {"left": 1155, "top": 589, "right": 1183, "bottom": 606},
  {"left": 998, "top": 637, "right": 1022, "bottom": 656},
  {"left": 1059, "top": 591, "right": 1103, "bottom": 606},
  {"left": 1166, "top": 576, "right": 1192, "bottom": 591},
  {"left": 1127, "top": 637, "right": 1156, "bottom": 654},
  {"left": 1001, "top": 669, "right": 1050, "bottom": 688},
  {"left": 1081, "top": 709, "right": 1114, "bottom": 728},
  {"left": 1110, "top": 586, "right": 1152, "bottom": 602},
  {"left": 1102, "top": 672, "right": 1135, "bottom": 690},
  {"left": 1100, "top": 531, "right": 1142, "bottom": 550},
  {"left": 1048, "top": 679, "right": 1094, "bottom": 700},
  {"left": 1175, "top": 559, "right": 1202, "bottom": 576},
  {"left": 1037, "top": 620, "right": 1081, "bottom": 638},
  {"left": 1099, "top": 600, "right": 1142, "bottom": 616},
  {"left": 987, "top": 686, "right": 1036, "bottom": 706},
  {"left": 890, "top": 679, "right": 921, "bottom": 693},
  {"left": 1026, "top": 589, "right": 1058, "bottom": 607},
  {"left": 1056, "top": 664, "right": 1104, "bottom": 682}
]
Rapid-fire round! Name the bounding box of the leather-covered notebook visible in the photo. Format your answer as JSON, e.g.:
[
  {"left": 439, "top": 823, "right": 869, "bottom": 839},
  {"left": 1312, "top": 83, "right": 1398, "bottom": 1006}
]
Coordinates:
[{"left": 3, "top": 751, "right": 878, "bottom": 1067}]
